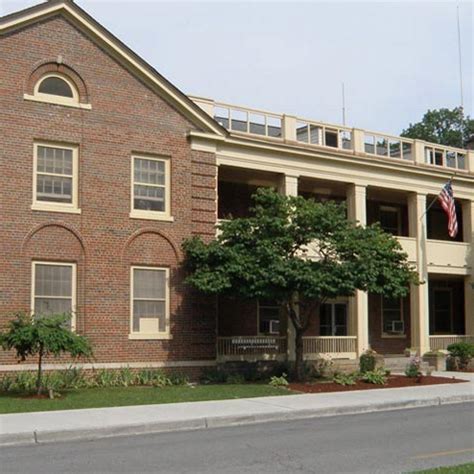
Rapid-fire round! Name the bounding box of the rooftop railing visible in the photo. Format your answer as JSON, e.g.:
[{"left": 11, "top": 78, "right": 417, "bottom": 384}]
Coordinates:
[{"left": 191, "top": 96, "right": 473, "bottom": 173}]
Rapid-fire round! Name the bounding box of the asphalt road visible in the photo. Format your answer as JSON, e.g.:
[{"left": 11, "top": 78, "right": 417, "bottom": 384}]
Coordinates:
[{"left": 1, "top": 403, "right": 473, "bottom": 474}]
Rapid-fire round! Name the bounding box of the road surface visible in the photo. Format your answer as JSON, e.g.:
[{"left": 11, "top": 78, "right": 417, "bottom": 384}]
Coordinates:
[{"left": 1, "top": 403, "right": 473, "bottom": 473}]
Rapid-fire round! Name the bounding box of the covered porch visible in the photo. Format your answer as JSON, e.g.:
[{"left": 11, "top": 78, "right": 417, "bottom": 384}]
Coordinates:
[
  {"left": 216, "top": 297, "right": 358, "bottom": 362},
  {"left": 427, "top": 275, "right": 473, "bottom": 351}
]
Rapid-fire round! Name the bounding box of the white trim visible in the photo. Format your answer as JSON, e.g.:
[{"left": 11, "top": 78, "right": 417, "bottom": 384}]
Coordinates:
[
  {"left": 131, "top": 155, "right": 172, "bottom": 221},
  {"left": 24, "top": 94, "right": 92, "bottom": 110},
  {"left": 33, "top": 73, "right": 79, "bottom": 102},
  {"left": 31, "top": 261, "right": 77, "bottom": 331},
  {"left": 257, "top": 300, "right": 280, "bottom": 335},
  {"left": 130, "top": 266, "right": 171, "bottom": 338},
  {"left": 32, "top": 141, "right": 80, "bottom": 213},
  {"left": 128, "top": 333, "right": 173, "bottom": 340}
]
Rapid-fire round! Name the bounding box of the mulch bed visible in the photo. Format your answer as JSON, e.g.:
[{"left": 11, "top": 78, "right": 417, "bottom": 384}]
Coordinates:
[{"left": 289, "top": 375, "right": 467, "bottom": 394}]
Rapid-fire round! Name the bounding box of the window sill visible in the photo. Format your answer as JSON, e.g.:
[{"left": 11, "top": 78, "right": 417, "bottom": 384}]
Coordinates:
[
  {"left": 381, "top": 334, "right": 406, "bottom": 339},
  {"left": 129, "top": 210, "right": 174, "bottom": 222},
  {"left": 128, "top": 333, "right": 173, "bottom": 340},
  {"left": 24, "top": 94, "right": 92, "bottom": 110},
  {"left": 31, "top": 204, "right": 81, "bottom": 215}
]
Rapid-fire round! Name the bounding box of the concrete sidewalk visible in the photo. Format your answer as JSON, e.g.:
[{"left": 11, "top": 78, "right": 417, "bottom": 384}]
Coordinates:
[{"left": 1, "top": 371, "right": 473, "bottom": 447}]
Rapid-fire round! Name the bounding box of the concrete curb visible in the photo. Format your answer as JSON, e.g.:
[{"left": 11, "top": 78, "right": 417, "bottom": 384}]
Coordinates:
[{"left": 2, "top": 393, "right": 473, "bottom": 447}]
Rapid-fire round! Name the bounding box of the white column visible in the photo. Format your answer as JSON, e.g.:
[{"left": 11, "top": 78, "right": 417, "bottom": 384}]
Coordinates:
[
  {"left": 462, "top": 200, "right": 474, "bottom": 335},
  {"left": 279, "top": 174, "right": 299, "bottom": 361},
  {"left": 408, "top": 192, "right": 430, "bottom": 355},
  {"left": 347, "top": 184, "right": 369, "bottom": 355}
]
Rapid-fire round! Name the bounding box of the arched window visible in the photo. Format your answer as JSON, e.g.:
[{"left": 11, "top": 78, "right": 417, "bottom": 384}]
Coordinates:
[
  {"left": 38, "top": 76, "right": 74, "bottom": 98},
  {"left": 33, "top": 73, "right": 79, "bottom": 105}
]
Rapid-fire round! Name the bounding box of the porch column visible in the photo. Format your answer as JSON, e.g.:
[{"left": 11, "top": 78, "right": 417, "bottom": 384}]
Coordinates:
[
  {"left": 462, "top": 200, "right": 474, "bottom": 335},
  {"left": 347, "top": 184, "right": 369, "bottom": 355},
  {"left": 279, "top": 174, "right": 299, "bottom": 361},
  {"left": 408, "top": 192, "right": 430, "bottom": 355}
]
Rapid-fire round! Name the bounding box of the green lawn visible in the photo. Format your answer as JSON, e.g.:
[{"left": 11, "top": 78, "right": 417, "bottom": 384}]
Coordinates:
[
  {"left": 0, "top": 384, "right": 292, "bottom": 414},
  {"left": 410, "top": 463, "right": 474, "bottom": 473}
]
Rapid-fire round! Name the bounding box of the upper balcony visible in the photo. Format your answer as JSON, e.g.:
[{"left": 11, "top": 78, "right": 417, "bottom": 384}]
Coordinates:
[{"left": 191, "top": 96, "right": 474, "bottom": 175}]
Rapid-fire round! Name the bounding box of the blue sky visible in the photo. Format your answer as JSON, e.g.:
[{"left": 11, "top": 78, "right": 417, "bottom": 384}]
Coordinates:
[{"left": 2, "top": 0, "right": 472, "bottom": 136}]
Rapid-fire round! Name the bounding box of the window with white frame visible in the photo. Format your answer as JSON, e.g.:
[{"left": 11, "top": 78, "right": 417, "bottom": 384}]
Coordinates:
[
  {"left": 32, "top": 262, "right": 76, "bottom": 330},
  {"left": 320, "top": 303, "right": 347, "bottom": 336},
  {"left": 131, "top": 156, "right": 171, "bottom": 219},
  {"left": 33, "top": 143, "right": 79, "bottom": 212},
  {"left": 131, "top": 267, "right": 169, "bottom": 337},
  {"left": 258, "top": 300, "right": 280, "bottom": 335},
  {"left": 381, "top": 296, "right": 405, "bottom": 336},
  {"left": 25, "top": 73, "right": 91, "bottom": 110}
]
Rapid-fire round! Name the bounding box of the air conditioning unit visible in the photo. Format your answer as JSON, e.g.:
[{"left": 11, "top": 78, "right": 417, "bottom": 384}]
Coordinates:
[
  {"left": 390, "top": 320, "right": 404, "bottom": 334},
  {"left": 269, "top": 320, "right": 280, "bottom": 335}
]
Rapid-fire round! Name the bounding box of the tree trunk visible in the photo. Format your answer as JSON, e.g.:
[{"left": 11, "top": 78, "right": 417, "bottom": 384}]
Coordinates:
[
  {"left": 36, "top": 349, "right": 43, "bottom": 396},
  {"left": 294, "top": 329, "right": 305, "bottom": 382}
]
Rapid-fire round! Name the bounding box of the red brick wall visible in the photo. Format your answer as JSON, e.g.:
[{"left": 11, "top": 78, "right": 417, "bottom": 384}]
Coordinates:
[{"left": 0, "top": 16, "right": 217, "bottom": 366}]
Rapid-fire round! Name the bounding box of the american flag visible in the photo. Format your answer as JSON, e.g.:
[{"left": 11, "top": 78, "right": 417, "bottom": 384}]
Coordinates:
[{"left": 438, "top": 180, "right": 458, "bottom": 238}]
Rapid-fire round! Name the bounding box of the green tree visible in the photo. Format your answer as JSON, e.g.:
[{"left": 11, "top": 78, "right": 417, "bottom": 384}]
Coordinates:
[
  {"left": 401, "top": 107, "right": 474, "bottom": 148},
  {"left": 0, "top": 313, "right": 92, "bottom": 395},
  {"left": 183, "top": 188, "right": 418, "bottom": 381}
]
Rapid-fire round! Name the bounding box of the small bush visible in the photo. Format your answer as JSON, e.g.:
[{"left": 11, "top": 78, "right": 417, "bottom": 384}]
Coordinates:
[
  {"left": 447, "top": 342, "right": 474, "bottom": 370},
  {"left": 405, "top": 357, "right": 422, "bottom": 378},
  {"left": 359, "top": 350, "right": 378, "bottom": 374},
  {"left": 332, "top": 372, "right": 358, "bottom": 386},
  {"left": 227, "top": 374, "right": 246, "bottom": 384},
  {"left": 168, "top": 373, "right": 189, "bottom": 386},
  {"left": 269, "top": 373, "right": 289, "bottom": 388},
  {"left": 200, "top": 368, "right": 228, "bottom": 384},
  {"left": 362, "top": 368, "right": 387, "bottom": 385}
]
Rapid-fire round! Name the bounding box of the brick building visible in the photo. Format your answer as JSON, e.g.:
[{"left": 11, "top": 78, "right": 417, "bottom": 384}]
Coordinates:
[{"left": 1, "top": 0, "right": 473, "bottom": 374}]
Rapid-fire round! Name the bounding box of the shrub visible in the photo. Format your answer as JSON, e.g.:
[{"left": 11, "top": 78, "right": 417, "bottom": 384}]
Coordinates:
[
  {"left": 359, "top": 349, "right": 377, "bottom": 374},
  {"left": 200, "top": 368, "right": 228, "bottom": 384},
  {"left": 168, "top": 373, "right": 189, "bottom": 386},
  {"left": 447, "top": 342, "right": 474, "bottom": 370},
  {"left": 405, "top": 357, "right": 422, "bottom": 378},
  {"left": 269, "top": 373, "right": 289, "bottom": 388},
  {"left": 227, "top": 374, "right": 246, "bottom": 384},
  {"left": 362, "top": 368, "right": 387, "bottom": 385},
  {"left": 332, "top": 372, "right": 358, "bottom": 386}
]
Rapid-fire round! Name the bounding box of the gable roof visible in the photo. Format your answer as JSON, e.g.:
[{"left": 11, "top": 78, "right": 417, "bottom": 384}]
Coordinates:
[{"left": 0, "top": 0, "right": 226, "bottom": 136}]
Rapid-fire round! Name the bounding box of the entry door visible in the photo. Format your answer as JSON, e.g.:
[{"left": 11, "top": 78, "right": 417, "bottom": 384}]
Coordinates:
[
  {"left": 432, "top": 288, "right": 453, "bottom": 334},
  {"left": 320, "top": 303, "right": 348, "bottom": 336}
]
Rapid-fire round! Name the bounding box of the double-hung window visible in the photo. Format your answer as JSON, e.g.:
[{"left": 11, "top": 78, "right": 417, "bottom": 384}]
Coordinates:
[
  {"left": 130, "top": 267, "right": 170, "bottom": 339},
  {"left": 32, "top": 262, "right": 76, "bottom": 330},
  {"left": 33, "top": 142, "right": 79, "bottom": 213},
  {"left": 381, "top": 296, "right": 405, "bottom": 336},
  {"left": 258, "top": 300, "right": 280, "bottom": 335},
  {"left": 130, "top": 155, "right": 172, "bottom": 220}
]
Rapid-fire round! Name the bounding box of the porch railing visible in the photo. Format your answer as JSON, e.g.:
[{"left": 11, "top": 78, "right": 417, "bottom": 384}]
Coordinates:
[
  {"left": 217, "top": 336, "right": 287, "bottom": 356},
  {"left": 429, "top": 335, "right": 474, "bottom": 351},
  {"left": 303, "top": 336, "right": 357, "bottom": 355}
]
